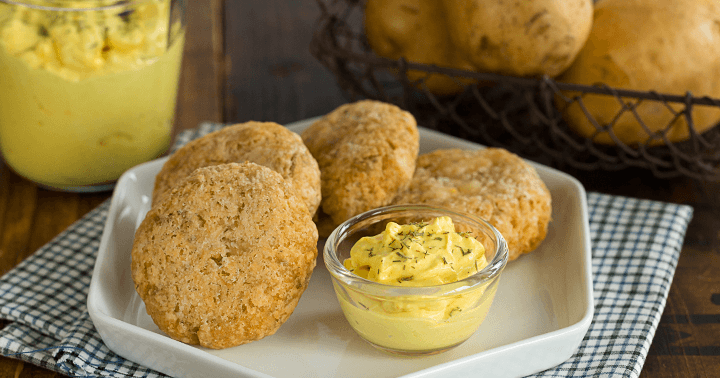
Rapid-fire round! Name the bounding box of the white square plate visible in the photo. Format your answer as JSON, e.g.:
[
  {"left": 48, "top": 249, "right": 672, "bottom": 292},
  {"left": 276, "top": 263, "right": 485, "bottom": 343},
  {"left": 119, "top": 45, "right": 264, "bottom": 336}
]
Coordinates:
[{"left": 88, "top": 118, "right": 593, "bottom": 378}]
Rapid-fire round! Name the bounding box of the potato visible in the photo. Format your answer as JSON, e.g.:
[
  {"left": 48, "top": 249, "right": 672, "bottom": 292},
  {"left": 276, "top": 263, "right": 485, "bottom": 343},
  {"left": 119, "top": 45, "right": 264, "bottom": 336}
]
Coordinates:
[
  {"left": 364, "top": 0, "right": 592, "bottom": 95},
  {"left": 442, "top": 0, "right": 593, "bottom": 78},
  {"left": 364, "top": 0, "right": 476, "bottom": 95},
  {"left": 558, "top": 0, "right": 720, "bottom": 145}
]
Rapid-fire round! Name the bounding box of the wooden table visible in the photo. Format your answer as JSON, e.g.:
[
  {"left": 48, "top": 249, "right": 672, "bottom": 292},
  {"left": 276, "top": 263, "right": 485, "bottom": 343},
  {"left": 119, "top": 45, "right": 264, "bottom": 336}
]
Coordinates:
[{"left": 1, "top": 1, "right": 718, "bottom": 377}]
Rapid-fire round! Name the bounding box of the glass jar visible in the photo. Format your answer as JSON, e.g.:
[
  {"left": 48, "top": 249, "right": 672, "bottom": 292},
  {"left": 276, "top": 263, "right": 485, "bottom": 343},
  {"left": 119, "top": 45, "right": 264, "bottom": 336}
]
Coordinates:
[{"left": 0, "top": 0, "right": 186, "bottom": 192}]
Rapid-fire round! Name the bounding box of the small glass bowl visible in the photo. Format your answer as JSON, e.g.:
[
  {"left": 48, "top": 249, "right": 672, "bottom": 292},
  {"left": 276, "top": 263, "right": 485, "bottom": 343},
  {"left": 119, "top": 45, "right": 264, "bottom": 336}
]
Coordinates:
[{"left": 324, "top": 205, "right": 508, "bottom": 356}]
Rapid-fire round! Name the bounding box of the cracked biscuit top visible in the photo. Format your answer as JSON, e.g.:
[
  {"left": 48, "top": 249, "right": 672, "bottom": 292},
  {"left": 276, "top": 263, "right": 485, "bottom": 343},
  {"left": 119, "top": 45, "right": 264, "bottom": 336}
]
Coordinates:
[
  {"left": 392, "top": 148, "right": 551, "bottom": 261},
  {"left": 132, "top": 162, "right": 318, "bottom": 349},
  {"left": 152, "top": 121, "right": 321, "bottom": 216},
  {"left": 302, "top": 100, "right": 419, "bottom": 234}
]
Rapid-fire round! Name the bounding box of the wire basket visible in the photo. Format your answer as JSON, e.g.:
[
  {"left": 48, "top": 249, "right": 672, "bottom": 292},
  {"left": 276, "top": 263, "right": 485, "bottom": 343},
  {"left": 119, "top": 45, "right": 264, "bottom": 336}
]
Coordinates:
[{"left": 309, "top": 0, "right": 720, "bottom": 181}]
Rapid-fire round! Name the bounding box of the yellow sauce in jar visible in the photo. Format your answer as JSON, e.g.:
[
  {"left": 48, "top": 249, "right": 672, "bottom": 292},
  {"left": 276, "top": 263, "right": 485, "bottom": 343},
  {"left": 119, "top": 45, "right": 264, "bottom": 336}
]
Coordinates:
[
  {"left": 0, "top": 0, "right": 184, "bottom": 190},
  {"left": 340, "top": 216, "right": 498, "bottom": 353}
]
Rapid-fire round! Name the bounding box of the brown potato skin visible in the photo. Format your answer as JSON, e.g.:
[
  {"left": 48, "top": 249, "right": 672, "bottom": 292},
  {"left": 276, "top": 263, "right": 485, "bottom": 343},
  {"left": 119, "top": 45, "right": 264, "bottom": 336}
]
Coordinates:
[
  {"left": 441, "top": 0, "right": 593, "bottom": 78},
  {"left": 364, "top": 0, "right": 477, "bottom": 95},
  {"left": 558, "top": 0, "right": 720, "bottom": 145},
  {"left": 364, "top": 0, "right": 592, "bottom": 95}
]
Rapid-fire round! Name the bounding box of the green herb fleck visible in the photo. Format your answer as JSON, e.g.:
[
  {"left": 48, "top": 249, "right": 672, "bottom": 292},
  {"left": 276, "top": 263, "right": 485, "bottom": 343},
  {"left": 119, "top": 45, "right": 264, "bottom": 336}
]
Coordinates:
[
  {"left": 411, "top": 221, "right": 428, "bottom": 229},
  {"left": 410, "top": 230, "right": 425, "bottom": 238},
  {"left": 449, "top": 307, "right": 462, "bottom": 317}
]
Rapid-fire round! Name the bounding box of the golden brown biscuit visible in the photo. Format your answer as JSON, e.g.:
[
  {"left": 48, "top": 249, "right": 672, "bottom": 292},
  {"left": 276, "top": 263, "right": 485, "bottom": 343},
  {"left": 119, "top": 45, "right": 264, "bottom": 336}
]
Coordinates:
[
  {"left": 152, "top": 121, "right": 321, "bottom": 215},
  {"left": 392, "top": 148, "right": 551, "bottom": 261},
  {"left": 132, "top": 162, "right": 318, "bottom": 349},
  {"left": 302, "top": 100, "right": 419, "bottom": 236}
]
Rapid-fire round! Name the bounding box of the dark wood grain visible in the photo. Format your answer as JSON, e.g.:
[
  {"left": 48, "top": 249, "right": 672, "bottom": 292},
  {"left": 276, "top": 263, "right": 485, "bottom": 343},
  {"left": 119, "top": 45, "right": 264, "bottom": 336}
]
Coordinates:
[
  {"left": 223, "top": 0, "right": 346, "bottom": 123},
  {"left": 0, "top": 0, "right": 718, "bottom": 377}
]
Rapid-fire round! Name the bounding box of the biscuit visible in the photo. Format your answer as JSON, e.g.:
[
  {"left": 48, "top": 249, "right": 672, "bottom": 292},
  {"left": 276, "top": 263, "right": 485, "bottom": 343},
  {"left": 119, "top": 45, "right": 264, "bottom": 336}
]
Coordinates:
[
  {"left": 392, "top": 148, "right": 551, "bottom": 261},
  {"left": 152, "top": 121, "right": 321, "bottom": 215},
  {"left": 302, "top": 100, "right": 419, "bottom": 236},
  {"left": 132, "top": 162, "right": 318, "bottom": 349}
]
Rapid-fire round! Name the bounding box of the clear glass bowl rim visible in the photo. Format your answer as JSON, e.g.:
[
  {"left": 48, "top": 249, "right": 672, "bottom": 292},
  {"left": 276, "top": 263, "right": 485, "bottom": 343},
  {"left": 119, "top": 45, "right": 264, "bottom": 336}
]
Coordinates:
[{"left": 324, "top": 204, "right": 509, "bottom": 297}]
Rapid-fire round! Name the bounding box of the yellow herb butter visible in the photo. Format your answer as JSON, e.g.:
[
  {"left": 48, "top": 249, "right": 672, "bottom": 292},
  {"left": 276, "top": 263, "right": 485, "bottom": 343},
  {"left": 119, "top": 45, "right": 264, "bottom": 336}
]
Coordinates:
[
  {"left": 0, "top": 1, "right": 184, "bottom": 190},
  {"left": 344, "top": 216, "right": 488, "bottom": 286},
  {"left": 340, "top": 216, "right": 498, "bottom": 352}
]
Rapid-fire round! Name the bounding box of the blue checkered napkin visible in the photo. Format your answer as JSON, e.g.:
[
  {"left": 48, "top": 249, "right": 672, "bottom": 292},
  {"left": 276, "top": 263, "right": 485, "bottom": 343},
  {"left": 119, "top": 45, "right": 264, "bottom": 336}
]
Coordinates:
[
  {"left": 0, "top": 201, "right": 168, "bottom": 377},
  {"left": 530, "top": 193, "right": 693, "bottom": 378},
  {"left": 0, "top": 123, "right": 694, "bottom": 378}
]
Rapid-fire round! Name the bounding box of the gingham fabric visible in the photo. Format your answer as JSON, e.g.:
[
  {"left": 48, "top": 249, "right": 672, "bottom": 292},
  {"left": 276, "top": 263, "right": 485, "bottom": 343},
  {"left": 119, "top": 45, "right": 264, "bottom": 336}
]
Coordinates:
[{"left": 0, "top": 123, "right": 694, "bottom": 378}]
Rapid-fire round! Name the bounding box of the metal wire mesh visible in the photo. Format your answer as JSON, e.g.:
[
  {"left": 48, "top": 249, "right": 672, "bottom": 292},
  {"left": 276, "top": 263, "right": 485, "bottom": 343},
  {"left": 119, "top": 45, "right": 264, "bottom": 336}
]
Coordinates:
[{"left": 310, "top": 0, "right": 720, "bottom": 181}]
